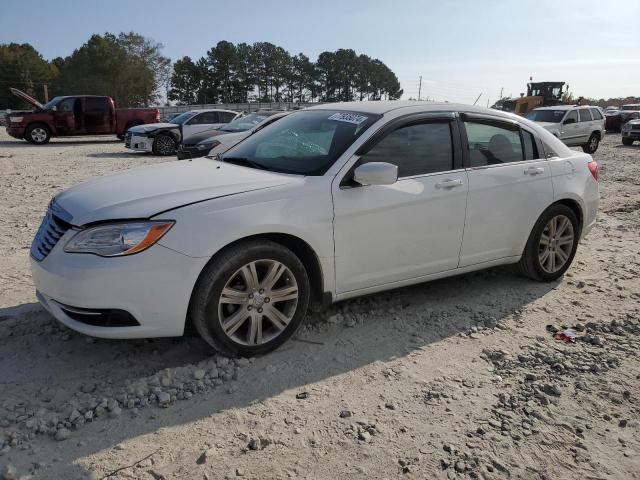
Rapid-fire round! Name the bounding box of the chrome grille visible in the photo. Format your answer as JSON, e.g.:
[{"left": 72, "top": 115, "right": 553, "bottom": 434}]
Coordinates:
[
  {"left": 31, "top": 210, "right": 71, "bottom": 261},
  {"left": 125, "top": 132, "right": 132, "bottom": 148}
]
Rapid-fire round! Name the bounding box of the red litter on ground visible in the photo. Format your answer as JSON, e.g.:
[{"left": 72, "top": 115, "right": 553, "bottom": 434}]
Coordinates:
[{"left": 554, "top": 329, "right": 577, "bottom": 343}]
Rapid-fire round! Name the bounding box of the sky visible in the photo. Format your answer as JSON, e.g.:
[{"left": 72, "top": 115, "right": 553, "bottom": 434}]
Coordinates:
[{"left": 1, "top": 0, "right": 638, "bottom": 105}]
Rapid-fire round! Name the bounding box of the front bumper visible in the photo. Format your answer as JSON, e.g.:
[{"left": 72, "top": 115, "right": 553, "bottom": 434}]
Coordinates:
[
  {"left": 622, "top": 130, "right": 640, "bottom": 139},
  {"left": 125, "top": 134, "right": 153, "bottom": 152},
  {"left": 6, "top": 125, "right": 26, "bottom": 139},
  {"left": 30, "top": 234, "right": 208, "bottom": 339}
]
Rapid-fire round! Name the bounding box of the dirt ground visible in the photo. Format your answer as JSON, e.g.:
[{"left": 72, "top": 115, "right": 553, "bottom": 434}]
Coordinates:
[{"left": 0, "top": 130, "right": 638, "bottom": 480}]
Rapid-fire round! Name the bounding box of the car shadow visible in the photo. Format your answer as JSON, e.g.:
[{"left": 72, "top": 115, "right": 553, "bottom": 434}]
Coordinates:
[
  {"left": 0, "top": 138, "right": 122, "bottom": 148},
  {"left": 85, "top": 152, "right": 152, "bottom": 159},
  {"left": 614, "top": 144, "right": 639, "bottom": 149},
  {"left": 0, "top": 265, "right": 559, "bottom": 478}
]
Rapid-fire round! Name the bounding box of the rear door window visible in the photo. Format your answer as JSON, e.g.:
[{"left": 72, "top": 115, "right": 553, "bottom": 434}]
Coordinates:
[
  {"left": 85, "top": 97, "right": 109, "bottom": 114},
  {"left": 464, "top": 120, "right": 524, "bottom": 166},
  {"left": 579, "top": 109, "right": 593, "bottom": 122},
  {"left": 590, "top": 108, "right": 603, "bottom": 120}
]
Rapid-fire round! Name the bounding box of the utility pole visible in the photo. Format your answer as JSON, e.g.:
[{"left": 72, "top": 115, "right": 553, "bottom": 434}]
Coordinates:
[
  {"left": 43, "top": 84, "right": 49, "bottom": 103},
  {"left": 418, "top": 75, "right": 422, "bottom": 101}
]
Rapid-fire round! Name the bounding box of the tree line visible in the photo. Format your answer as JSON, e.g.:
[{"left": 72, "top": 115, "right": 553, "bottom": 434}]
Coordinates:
[
  {"left": 0, "top": 33, "right": 402, "bottom": 109},
  {"left": 169, "top": 41, "right": 402, "bottom": 105}
]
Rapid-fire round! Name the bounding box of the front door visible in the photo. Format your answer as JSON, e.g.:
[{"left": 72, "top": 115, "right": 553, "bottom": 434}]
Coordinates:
[
  {"left": 182, "top": 111, "right": 221, "bottom": 139},
  {"left": 459, "top": 114, "right": 553, "bottom": 266},
  {"left": 559, "top": 110, "right": 581, "bottom": 145},
  {"left": 53, "top": 97, "right": 77, "bottom": 135},
  {"left": 332, "top": 115, "right": 468, "bottom": 294}
]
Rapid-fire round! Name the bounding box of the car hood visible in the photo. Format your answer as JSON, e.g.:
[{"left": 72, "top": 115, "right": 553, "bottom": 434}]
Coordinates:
[
  {"left": 200, "top": 131, "right": 248, "bottom": 145},
  {"left": 538, "top": 122, "right": 559, "bottom": 129},
  {"left": 128, "top": 123, "right": 179, "bottom": 134},
  {"left": 54, "top": 159, "right": 301, "bottom": 226},
  {"left": 625, "top": 120, "right": 640, "bottom": 126},
  {"left": 10, "top": 88, "right": 44, "bottom": 110}
]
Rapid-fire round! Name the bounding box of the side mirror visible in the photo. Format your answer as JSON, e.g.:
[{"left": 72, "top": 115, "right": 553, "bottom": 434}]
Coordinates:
[
  {"left": 50, "top": 106, "right": 58, "bottom": 112},
  {"left": 5, "top": 109, "right": 11, "bottom": 114},
  {"left": 353, "top": 162, "right": 398, "bottom": 186}
]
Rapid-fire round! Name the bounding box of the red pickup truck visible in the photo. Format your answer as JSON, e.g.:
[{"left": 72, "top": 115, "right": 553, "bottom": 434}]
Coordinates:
[{"left": 5, "top": 88, "right": 160, "bottom": 144}]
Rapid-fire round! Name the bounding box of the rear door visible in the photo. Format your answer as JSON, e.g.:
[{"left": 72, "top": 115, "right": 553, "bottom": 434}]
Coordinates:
[
  {"left": 577, "top": 108, "right": 594, "bottom": 143},
  {"left": 84, "top": 97, "right": 112, "bottom": 134},
  {"left": 459, "top": 114, "right": 553, "bottom": 266},
  {"left": 332, "top": 113, "right": 469, "bottom": 293}
]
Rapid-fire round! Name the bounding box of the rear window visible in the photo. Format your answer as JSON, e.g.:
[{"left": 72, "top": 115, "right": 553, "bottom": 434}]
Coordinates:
[{"left": 579, "top": 109, "right": 593, "bottom": 122}]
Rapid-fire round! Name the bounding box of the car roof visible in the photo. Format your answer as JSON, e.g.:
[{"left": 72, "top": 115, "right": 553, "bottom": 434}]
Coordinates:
[
  {"left": 533, "top": 105, "right": 601, "bottom": 111},
  {"left": 307, "top": 100, "right": 526, "bottom": 118},
  {"left": 185, "top": 109, "right": 239, "bottom": 115}
]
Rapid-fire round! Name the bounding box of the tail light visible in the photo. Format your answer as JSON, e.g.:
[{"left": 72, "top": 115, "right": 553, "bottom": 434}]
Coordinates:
[
  {"left": 155, "top": 110, "right": 160, "bottom": 122},
  {"left": 587, "top": 160, "right": 599, "bottom": 181}
]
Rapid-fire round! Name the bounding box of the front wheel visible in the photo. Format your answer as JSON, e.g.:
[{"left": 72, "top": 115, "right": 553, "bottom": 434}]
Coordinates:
[
  {"left": 622, "top": 137, "right": 634, "bottom": 146},
  {"left": 25, "top": 124, "right": 51, "bottom": 145},
  {"left": 190, "top": 240, "right": 310, "bottom": 356},
  {"left": 152, "top": 133, "right": 177, "bottom": 155},
  {"left": 519, "top": 204, "right": 580, "bottom": 282},
  {"left": 582, "top": 133, "right": 599, "bottom": 154}
]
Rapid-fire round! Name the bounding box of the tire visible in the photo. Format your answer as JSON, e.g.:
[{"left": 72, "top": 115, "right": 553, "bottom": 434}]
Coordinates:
[
  {"left": 190, "top": 239, "right": 311, "bottom": 357},
  {"left": 152, "top": 133, "right": 177, "bottom": 155},
  {"left": 622, "top": 137, "right": 634, "bottom": 146},
  {"left": 582, "top": 133, "right": 599, "bottom": 154},
  {"left": 25, "top": 123, "right": 51, "bottom": 145},
  {"left": 518, "top": 204, "right": 580, "bottom": 282}
]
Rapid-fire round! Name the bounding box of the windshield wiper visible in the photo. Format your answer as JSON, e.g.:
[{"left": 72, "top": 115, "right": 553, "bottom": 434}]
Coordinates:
[{"left": 221, "top": 157, "right": 268, "bottom": 170}]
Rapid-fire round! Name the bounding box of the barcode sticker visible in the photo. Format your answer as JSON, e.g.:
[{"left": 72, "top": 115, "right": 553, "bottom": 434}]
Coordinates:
[{"left": 328, "top": 112, "right": 368, "bottom": 125}]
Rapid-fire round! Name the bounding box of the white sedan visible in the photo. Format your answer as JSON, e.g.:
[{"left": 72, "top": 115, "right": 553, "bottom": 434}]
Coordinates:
[{"left": 31, "top": 102, "right": 599, "bottom": 356}]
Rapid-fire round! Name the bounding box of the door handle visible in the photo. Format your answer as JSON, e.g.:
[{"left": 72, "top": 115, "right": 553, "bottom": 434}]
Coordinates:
[
  {"left": 524, "top": 167, "right": 544, "bottom": 175},
  {"left": 435, "top": 178, "right": 463, "bottom": 189}
]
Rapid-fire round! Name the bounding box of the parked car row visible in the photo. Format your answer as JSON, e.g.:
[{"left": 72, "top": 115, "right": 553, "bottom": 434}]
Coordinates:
[{"left": 604, "top": 104, "right": 640, "bottom": 132}]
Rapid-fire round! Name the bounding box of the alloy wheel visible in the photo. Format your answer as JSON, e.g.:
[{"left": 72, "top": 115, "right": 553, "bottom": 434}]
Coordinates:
[
  {"left": 589, "top": 135, "right": 598, "bottom": 152},
  {"left": 31, "top": 128, "right": 47, "bottom": 143},
  {"left": 538, "top": 215, "right": 574, "bottom": 273},
  {"left": 156, "top": 135, "right": 175, "bottom": 155},
  {"left": 217, "top": 259, "right": 299, "bottom": 346}
]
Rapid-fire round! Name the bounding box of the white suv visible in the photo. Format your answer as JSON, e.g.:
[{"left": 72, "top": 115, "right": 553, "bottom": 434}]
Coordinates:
[
  {"left": 30, "top": 102, "right": 599, "bottom": 356},
  {"left": 526, "top": 105, "right": 605, "bottom": 153}
]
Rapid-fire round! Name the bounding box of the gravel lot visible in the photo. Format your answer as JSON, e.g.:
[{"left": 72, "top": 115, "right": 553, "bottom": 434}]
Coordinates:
[{"left": 0, "top": 131, "right": 639, "bottom": 480}]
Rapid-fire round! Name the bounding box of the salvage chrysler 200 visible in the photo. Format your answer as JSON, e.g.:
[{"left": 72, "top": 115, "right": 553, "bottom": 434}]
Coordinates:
[{"left": 31, "top": 102, "right": 599, "bottom": 356}]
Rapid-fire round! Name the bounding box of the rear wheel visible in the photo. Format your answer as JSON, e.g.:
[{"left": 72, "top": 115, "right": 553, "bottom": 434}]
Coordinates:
[
  {"left": 582, "top": 133, "right": 599, "bottom": 153},
  {"left": 152, "top": 133, "right": 176, "bottom": 155},
  {"left": 519, "top": 204, "right": 579, "bottom": 282},
  {"left": 622, "top": 137, "right": 634, "bottom": 146},
  {"left": 190, "top": 240, "right": 310, "bottom": 357},
  {"left": 25, "top": 124, "right": 51, "bottom": 145}
]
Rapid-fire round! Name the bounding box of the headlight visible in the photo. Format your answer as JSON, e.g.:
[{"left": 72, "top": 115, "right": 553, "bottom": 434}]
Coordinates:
[
  {"left": 197, "top": 140, "right": 221, "bottom": 150},
  {"left": 622, "top": 123, "right": 631, "bottom": 131},
  {"left": 64, "top": 221, "right": 174, "bottom": 257},
  {"left": 10, "top": 116, "right": 23, "bottom": 123}
]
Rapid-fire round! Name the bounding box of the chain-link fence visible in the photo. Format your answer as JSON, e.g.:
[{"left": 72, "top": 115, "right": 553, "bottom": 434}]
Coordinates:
[{"left": 157, "top": 102, "right": 323, "bottom": 119}]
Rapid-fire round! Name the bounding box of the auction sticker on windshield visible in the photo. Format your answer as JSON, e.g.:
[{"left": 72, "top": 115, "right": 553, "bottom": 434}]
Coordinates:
[{"left": 328, "top": 112, "right": 368, "bottom": 125}]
